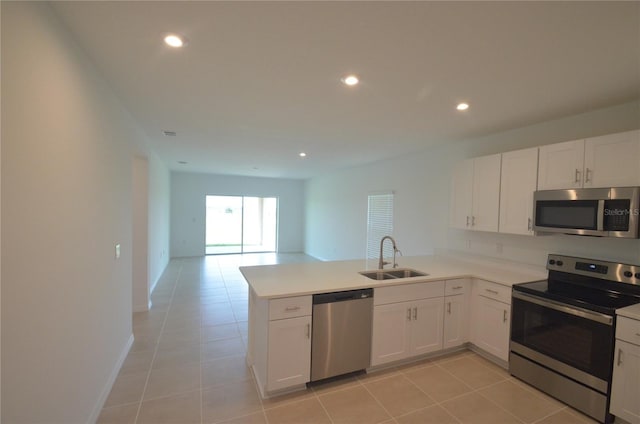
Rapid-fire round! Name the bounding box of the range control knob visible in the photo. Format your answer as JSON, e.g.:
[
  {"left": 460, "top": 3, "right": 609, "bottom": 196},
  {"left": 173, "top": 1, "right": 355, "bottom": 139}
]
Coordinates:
[
  {"left": 549, "top": 259, "right": 556, "bottom": 265},
  {"left": 624, "top": 271, "right": 633, "bottom": 278},
  {"left": 556, "top": 260, "right": 564, "bottom": 266},
  {"left": 635, "top": 273, "right": 640, "bottom": 279}
]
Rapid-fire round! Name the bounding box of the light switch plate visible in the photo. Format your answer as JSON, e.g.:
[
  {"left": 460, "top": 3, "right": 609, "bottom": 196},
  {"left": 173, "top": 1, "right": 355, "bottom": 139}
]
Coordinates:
[{"left": 115, "top": 243, "right": 121, "bottom": 259}]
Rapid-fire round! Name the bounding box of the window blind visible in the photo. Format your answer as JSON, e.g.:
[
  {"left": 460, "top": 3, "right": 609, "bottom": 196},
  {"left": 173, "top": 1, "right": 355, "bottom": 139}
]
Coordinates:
[{"left": 366, "top": 192, "right": 394, "bottom": 260}]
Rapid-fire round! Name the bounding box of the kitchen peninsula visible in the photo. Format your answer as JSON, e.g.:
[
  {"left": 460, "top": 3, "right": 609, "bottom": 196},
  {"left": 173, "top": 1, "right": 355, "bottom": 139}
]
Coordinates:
[{"left": 241, "top": 254, "right": 547, "bottom": 398}]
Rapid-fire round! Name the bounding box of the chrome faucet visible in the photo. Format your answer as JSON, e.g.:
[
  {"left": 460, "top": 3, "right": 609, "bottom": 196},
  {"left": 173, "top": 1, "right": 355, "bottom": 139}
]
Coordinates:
[{"left": 378, "top": 236, "right": 401, "bottom": 269}]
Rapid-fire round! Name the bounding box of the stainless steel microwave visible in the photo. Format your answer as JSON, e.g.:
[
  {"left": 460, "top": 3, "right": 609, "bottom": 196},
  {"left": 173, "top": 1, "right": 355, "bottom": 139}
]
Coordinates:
[{"left": 533, "top": 187, "right": 640, "bottom": 238}]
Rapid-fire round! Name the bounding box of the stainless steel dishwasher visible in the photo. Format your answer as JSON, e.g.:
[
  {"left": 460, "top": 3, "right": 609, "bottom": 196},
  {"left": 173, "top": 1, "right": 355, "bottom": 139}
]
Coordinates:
[{"left": 310, "top": 288, "right": 373, "bottom": 381}]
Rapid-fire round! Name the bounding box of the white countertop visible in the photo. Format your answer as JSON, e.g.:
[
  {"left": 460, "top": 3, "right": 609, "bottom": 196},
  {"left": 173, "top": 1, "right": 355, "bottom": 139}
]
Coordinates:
[
  {"left": 240, "top": 254, "right": 548, "bottom": 299},
  {"left": 617, "top": 303, "right": 640, "bottom": 321}
]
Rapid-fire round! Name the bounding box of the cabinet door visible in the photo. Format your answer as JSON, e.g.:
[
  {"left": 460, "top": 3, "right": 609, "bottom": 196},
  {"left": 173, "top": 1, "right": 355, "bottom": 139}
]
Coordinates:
[
  {"left": 443, "top": 294, "right": 468, "bottom": 349},
  {"left": 610, "top": 340, "right": 640, "bottom": 424},
  {"left": 410, "top": 298, "right": 444, "bottom": 356},
  {"left": 473, "top": 296, "right": 510, "bottom": 361},
  {"left": 584, "top": 130, "right": 640, "bottom": 188},
  {"left": 267, "top": 315, "right": 311, "bottom": 391},
  {"left": 450, "top": 159, "right": 474, "bottom": 229},
  {"left": 371, "top": 302, "right": 411, "bottom": 366},
  {"left": 471, "top": 154, "right": 501, "bottom": 232},
  {"left": 499, "top": 148, "right": 538, "bottom": 235},
  {"left": 538, "top": 139, "right": 585, "bottom": 190}
]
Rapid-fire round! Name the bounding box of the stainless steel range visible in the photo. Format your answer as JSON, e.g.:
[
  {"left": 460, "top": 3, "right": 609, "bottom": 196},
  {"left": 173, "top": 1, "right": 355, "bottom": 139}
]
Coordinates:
[{"left": 510, "top": 254, "right": 640, "bottom": 423}]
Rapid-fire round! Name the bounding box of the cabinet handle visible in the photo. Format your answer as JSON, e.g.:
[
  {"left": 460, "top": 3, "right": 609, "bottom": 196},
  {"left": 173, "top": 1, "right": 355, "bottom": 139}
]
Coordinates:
[
  {"left": 617, "top": 348, "right": 623, "bottom": 366},
  {"left": 285, "top": 306, "right": 301, "bottom": 312},
  {"left": 413, "top": 307, "right": 418, "bottom": 320},
  {"left": 575, "top": 168, "right": 581, "bottom": 184},
  {"left": 485, "top": 289, "right": 499, "bottom": 295},
  {"left": 527, "top": 218, "right": 532, "bottom": 231},
  {"left": 471, "top": 216, "right": 476, "bottom": 226},
  {"left": 452, "top": 286, "right": 463, "bottom": 290},
  {"left": 503, "top": 310, "right": 508, "bottom": 323},
  {"left": 306, "top": 323, "right": 310, "bottom": 338},
  {"left": 447, "top": 302, "right": 451, "bottom": 314},
  {"left": 585, "top": 168, "right": 592, "bottom": 183},
  {"left": 407, "top": 308, "right": 412, "bottom": 321},
  {"left": 466, "top": 216, "right": 470, "bottom": 227}
]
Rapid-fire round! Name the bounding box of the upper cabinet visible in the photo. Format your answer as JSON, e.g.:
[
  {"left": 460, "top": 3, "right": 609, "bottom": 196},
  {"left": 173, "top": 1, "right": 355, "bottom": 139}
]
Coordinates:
[
  {"left": 584, "top": 130, "right": 640, "bottom": 188},
  {"left": 499, "top": 147, "right": 539, "bottom": 235},
  {"left": 450, "top": 154, "right": 501, "bottom": 232},
  {"left": 537, "top": 139, "right": 584, "bottom": 190},
  {"left": 538, "top": 130, "right": 640, "bottom": 190}
]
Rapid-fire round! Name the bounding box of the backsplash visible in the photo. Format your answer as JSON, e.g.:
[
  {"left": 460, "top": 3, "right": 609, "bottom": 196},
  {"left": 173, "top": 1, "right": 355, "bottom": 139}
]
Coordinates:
[{"left": 447, "top": 228, "right": 640, "bottom": 266}]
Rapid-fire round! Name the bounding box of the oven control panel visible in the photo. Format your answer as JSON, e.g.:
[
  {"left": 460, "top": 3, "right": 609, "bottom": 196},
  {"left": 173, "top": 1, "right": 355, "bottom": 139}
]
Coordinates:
[{"left": 547, "top": 254, "right": 639, "bottom": 285}]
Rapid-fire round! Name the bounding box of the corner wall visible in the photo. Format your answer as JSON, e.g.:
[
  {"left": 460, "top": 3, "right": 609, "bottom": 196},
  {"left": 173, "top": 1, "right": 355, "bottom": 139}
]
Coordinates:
[
  {"left": 171, "top": 172, "right": 305, "bottom": 257},
  {"left": 1, "top": 2, "right": 151, "bottom": 421},
  {"left": 305, "top": 100, "right": 640, "bottom": 265}
]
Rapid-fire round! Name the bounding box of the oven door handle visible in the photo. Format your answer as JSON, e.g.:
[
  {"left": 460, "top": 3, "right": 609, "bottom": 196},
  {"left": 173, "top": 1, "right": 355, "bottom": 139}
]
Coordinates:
[{"left": 512, "top": 291, "right": 613, "bottom": 325}]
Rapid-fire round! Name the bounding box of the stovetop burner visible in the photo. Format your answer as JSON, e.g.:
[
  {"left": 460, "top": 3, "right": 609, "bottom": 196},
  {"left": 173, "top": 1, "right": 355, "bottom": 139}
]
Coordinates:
[{"left": 513, "top": 255, "right": 640, "bottom": 316}]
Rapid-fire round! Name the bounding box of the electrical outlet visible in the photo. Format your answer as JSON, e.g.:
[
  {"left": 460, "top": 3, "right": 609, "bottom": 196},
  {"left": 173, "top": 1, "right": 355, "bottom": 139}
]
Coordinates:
[{"left": 115, "top": 243, "right": 121, "bottom": 259}]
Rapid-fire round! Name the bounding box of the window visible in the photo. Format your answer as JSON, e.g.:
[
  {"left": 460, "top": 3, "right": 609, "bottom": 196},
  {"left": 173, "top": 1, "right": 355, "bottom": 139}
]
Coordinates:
[
  {"left": 205, "top": 195, "right": 278, "bottom": 255},
  {"left": 366, "top": 192, "right": 394, "bottom": 260}
]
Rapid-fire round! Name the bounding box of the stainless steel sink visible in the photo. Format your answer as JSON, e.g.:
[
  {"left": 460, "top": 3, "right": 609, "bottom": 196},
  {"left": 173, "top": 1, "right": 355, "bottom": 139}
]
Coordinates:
[{"left": 359, "top": 268, "right": 428, "bottom": 280}]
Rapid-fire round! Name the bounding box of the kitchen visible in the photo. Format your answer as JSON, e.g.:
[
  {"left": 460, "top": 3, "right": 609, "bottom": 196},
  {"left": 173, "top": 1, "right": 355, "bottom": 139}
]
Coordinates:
[{"left": 2, "top": 1, "right": 640, "bottom": 423}]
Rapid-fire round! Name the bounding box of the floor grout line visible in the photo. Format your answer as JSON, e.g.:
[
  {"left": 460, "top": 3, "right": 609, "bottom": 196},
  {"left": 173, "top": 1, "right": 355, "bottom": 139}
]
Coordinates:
[{"left": 133, "top": 260, "right": 184, "bottom": 424}]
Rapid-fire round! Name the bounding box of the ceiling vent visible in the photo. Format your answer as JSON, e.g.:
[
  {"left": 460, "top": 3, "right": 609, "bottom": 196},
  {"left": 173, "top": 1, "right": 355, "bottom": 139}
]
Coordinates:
[{"left": 162, "top": 130, "right": 177, "bottom": 136}]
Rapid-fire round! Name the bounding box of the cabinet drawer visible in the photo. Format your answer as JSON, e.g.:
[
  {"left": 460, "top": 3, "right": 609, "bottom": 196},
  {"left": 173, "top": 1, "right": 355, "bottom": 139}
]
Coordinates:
[
  {"left": 269, "top": 295, "right": 312, "bottom": 320},
  {"left": 475, "top": 279, "right": 511, "bottom": 304},
  {"left": 616, "top": 316, "right": 640, "bottom": 346},
  {"left": 374, "top": 281, "right": 445, "bottom": 305},
  {"left": 445, "top": 279, "right": 469, "bottom": 296}
]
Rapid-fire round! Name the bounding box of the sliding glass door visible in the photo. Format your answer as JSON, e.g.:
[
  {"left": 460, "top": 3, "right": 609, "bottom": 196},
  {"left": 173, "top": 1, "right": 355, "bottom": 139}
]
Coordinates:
[{"left": 205, "top": 195, "right": 277, "bottom": 255}]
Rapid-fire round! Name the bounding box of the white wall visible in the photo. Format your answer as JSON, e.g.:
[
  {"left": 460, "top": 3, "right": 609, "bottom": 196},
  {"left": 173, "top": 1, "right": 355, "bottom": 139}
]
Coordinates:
[
  {"left": 1, "top": 2, "right": 159, "bottom": 422},
  {"left": 171, "top": 172, "right": 305, "bottom": 257},
  {"left": 305, "top": 100, "right": 640, "bottom": 265},
  {"left": 147, "top": 153, "right": 171, "bottom": 291},
  {"left": 132, "top": 156, "right": 150, "bottom": 312}
]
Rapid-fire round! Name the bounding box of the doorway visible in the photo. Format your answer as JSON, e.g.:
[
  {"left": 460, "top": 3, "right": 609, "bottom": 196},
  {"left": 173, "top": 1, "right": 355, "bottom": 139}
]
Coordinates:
[{"left": 205, "top": 195, "right": 278, "bottom": 255}]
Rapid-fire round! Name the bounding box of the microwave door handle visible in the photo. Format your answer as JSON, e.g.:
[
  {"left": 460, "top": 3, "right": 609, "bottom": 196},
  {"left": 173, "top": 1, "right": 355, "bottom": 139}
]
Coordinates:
[{"left": 597, "top": 199, "right": 605, "bottom": 231}]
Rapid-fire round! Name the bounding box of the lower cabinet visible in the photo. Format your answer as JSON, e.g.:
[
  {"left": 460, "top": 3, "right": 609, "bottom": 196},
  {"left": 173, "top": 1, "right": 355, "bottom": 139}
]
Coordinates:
[
  {"left": 249, "top": 292, "right": 312, "bottom": 397},
  {"left": 371, "top": 281, "right": 445, "bottom": 366},
  {"left": 267, "top": 315, "right": 311, "bottom": 392},
  {"left": 470, "top": 279, "right": 511, "bottom": 362},
  {"left": 610, "top": 316, "right": 640, "bottom": 424},
  {"left": 443, "top": 279, "right": 470, "bottom": 350}
]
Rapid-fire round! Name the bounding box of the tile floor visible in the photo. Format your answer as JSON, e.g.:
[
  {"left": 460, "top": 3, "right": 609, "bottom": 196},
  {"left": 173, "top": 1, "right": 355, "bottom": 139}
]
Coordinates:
[{"left": 98, "top": 253, "right": 597, "bottom": 424}]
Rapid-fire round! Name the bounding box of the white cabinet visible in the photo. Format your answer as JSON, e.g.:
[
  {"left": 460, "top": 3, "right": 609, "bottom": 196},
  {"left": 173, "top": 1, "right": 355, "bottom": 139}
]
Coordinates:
[
  {"left": 499, "top": 147, "right": 538, "bottom": 235},
  {"left": 538, "top": 130, "right": 640, "bottom": 190},
  {"left": 443, "top": 279, "right": 469, "bottom": 349},
  {"left": 610, "top": 316, "right": 640, "bottom": 424},
  {"left": 411, "top": 298, "right": 445, "bottom": 356},
  {"left": 249, "top": 292, "right": 312, "bottom": 397},
  {"left": 450, "top": 154, "right": 502, "bottom": 232},
  {"left": 372, "top": 281, "right": 445, "bottom": 366},
  {"left": 267, "top": 315, "right": 311, "bottom": 392},
  {"left": 537, "top": 139, "right": 585, "bottom": 190},
  {"left": 584, "top": 130, "right": 640, "bottom": 188},
  {"left": 470, "top": 279, "right": 511, "bottom": 362}
]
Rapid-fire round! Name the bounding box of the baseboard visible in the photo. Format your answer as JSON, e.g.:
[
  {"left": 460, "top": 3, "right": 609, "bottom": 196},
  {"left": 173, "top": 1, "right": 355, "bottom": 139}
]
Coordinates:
[
  {"left": 88, "top": 333, "right": 134, "bottom": 423},
  {"left": 133, "top": 303, "right": 149, "bottom": 312}
]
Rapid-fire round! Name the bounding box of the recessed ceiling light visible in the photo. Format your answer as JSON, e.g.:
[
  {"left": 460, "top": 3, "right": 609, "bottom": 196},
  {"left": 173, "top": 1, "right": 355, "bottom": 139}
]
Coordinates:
[
  {"left": 341, "top": 75, "right": 359, "bottom": 86},
  {"left": 299, "top": 152, "right": 307, "bottom": 157},
  {"left": 164, "top": 34, "right": 185, "bottom": 48},
  {"left": 456, "top": 103, "right": 470, "bottom": 111}
]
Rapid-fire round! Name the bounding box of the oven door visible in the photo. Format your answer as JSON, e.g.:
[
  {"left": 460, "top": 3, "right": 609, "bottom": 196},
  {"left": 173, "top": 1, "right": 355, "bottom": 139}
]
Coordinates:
[{"left": 510, "top": 291, "right": 614, "bottom": 392}]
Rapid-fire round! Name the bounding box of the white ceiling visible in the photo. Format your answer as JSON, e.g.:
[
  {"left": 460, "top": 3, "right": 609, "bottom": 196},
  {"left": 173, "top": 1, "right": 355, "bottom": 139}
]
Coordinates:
[{"left": 50, "top": 1, "right": 640, "bottom": 179}]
